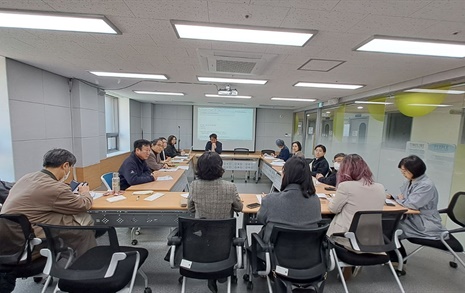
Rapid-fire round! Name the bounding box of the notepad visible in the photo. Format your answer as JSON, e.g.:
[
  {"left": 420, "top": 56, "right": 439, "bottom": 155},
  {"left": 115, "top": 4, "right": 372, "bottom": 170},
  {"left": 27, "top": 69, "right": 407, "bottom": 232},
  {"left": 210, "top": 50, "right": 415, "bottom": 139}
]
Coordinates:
[
  {"left": 157, "top": 175, "right": 173, "bottom": 181},
  {"left": 170, "top": 159, "right": 185, "bottom": 163},
  {"left": 271, "top": 161, "right": 285, "bottom": 166},
  {"left": 180, "top": 193, "right": 189, "bottom": 198},
  {"left": 178, "top": 166, "right": 189, "bottom": 170},
  {"left": 132, "top": 190, "right": 154, "bottom": 195},
  {"left": 316, "top": 193, "right": 328, "bottom": 199},
  {"left": 106, "top": 195, "right": 126, "bottom": 202},
  {"left": 90, "top": 192, "right": 104, "bottom": 200},
  {"left": 158, "top": 168, "right": 178, "bottom": 172},
  {"left": 144, "top": 192, "right": 164, "bottom": 201}
]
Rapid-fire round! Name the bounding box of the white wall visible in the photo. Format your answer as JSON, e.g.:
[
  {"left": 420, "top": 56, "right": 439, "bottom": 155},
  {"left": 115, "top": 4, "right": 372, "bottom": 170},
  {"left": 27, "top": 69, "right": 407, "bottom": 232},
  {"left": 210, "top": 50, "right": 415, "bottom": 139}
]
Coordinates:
[
  {"left": 153, "top": 104, "right": 193, "bottom": 150},
  {"left": 256, "top": 109, "right": 293, "bottom": 152},
  {"left": 0, "top": 56, "right": 14, "bottom": 181}
]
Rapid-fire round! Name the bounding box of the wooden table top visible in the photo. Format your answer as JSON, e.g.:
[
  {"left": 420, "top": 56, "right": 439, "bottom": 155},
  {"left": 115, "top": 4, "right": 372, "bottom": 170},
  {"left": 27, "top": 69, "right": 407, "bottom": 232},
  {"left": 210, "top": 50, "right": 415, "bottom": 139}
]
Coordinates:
[{"left": 125, "top": 169, "right": 185, "bottom": 191}]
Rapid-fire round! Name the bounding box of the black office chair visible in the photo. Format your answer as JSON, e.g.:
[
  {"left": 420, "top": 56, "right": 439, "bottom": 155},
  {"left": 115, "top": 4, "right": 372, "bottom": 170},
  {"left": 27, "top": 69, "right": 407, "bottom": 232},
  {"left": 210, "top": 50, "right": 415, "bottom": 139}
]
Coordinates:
[
  {"left": 330, "top": 210, "right": 407, "bottom": 293},
  {"left": 397, "top": 191, "right": 465, "bottom": 273},
  {"left": 167, "top": 217, "right": 246, "bottom": 293},
  {"left": 0, "top": 214, "right": 46, "bottom": 293},
  {"left": 244, "top": 223, "right": 332, "bottom": 293},
  {"left": 260, "top": 149, "right": 275, "bottom": 156},
  {"left": 38, "top": 224, "right": 151, "bottom": 293},
  {"left": 232, "top": 148, "right": 250, "bottom": 183}
]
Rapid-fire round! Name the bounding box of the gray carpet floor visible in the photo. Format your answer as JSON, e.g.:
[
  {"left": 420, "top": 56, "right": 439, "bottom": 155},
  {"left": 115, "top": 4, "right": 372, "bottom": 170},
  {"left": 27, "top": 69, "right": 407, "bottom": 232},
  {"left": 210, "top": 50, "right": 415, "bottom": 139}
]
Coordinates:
[{"left": 12, "top": 174, "right": 465, "bottom": 292}]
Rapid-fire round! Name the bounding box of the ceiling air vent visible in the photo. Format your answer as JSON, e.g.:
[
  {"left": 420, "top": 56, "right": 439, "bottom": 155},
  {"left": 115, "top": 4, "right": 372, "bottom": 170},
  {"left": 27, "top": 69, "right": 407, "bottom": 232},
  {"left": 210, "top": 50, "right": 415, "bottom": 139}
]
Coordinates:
[{"left": 198, "top": 49, "right": 278, "bottom": 75}]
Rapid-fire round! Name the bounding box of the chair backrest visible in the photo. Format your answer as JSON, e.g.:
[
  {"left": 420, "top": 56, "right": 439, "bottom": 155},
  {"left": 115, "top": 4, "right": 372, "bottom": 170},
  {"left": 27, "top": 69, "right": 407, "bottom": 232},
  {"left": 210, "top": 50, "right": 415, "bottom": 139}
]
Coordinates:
[
  {"left": 261, "top": 149, "right": 275, "bottom": 156},
  {"left": 101, "top": 172, "right": 113, "bottom": 190},
  {"left": 305, "top": 158, "right": 314, "bottom": 166},
  {"left": 38, "top": 224, "right": 118, "bottom": 280},
  {"left": 447, "top": 191, "right": 465, "bottom": 227},
  {"left": 0, "top": 214, "right": 36, "bottom": 265},
  {"left": 233, "top": 148, "right": 249, "bottom": 155},
  {"left": 268, "top": 223, "right": 330, "bottom": 279},
  {"left": 178, "top": 217, "right": 236, "bottom": 263},
  {"left": 348, "top": 210, "right": 406, "bottom": 253}
]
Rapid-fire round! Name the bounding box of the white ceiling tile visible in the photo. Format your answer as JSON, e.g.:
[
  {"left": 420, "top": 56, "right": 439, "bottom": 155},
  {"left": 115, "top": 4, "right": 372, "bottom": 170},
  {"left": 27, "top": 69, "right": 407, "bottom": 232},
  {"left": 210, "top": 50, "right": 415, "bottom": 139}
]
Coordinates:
[
  {"left": 124, "top": 0, "right": 209, "bottom": 21},
  {"left": 412, "top": 1, "right": 465, "bottom": 22},
  {"left": 43, "top": 0, "right": 134, "bottom": 17},
  {"left": 332, "top": 0, "right": 432, "bottom": 17},
  {"left": 207, "top": 2, "right": 289, "bottom": 26}
]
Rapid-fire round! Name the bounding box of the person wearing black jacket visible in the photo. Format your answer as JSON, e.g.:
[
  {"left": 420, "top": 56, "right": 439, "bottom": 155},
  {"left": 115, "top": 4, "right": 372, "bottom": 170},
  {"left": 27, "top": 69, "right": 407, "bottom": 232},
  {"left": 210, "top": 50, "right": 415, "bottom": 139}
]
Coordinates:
[
  {"left": 118, "top": 139, "right": 156, "bottom": 190},
  {"left": 310, "top": 144, "right": 330, "bottom": 177},
  {"left": 316, "top": 153, "right": 346, "bottom": 186},
  {"left": 165, "top": 135, "right": 181, "bottom": 158}
]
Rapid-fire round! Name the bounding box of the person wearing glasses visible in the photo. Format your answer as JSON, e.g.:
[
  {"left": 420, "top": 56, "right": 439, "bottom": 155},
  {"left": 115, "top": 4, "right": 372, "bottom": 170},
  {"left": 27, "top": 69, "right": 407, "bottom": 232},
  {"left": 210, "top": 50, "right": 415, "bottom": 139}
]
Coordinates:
[
  {"left": 316, "top": 153, "right": 346, "bottom": 187},
  {"left": 118, "top": 139, "right": 157, "bottom": 190},
  {"left": 387, "top": 155, "right": 447, "bottom": 263},
  {"left": 146, "top": 138, "right": 169, "bottom": 171}
]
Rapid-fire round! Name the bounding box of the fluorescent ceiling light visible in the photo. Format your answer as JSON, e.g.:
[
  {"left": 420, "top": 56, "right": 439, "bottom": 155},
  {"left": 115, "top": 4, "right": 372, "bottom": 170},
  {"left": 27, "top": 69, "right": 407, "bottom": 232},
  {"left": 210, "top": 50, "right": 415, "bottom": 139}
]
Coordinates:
[
  {"left": 294, "top": 82, "right": 363, "bottom": 90},
  {"left": 408, "top": 104, "right": 452, "bottom": 107},
  {"left": 90, "top": 71, "right": 167, "bottom": 80},
  {"left": 356, "top": 37, "right": 465, "bottom": 58},
  {"left": 134, "top": 91, "right": 184, "bottom": 96},
  {"left": 0, "top": 9, "right": 120, "bottom": 34},
  {"left": 357, "top": 106, "right": 364, "bottom": 109},
  {"left": 354, "top": 101, "right": 393, "bottom": 105},
  {"left": 172, "top": 21, "right": 315, "bottom": 46},
  {"left": 271, "top": 97, "right": 316, "bottom": 102},
  {"left": 205, "top": 94, "right": 251, "bottom": 99},
  {"left": 404, "top": 88, "right": 465, "bottom": 95},
  {"left": 197, "top": 77, "right": 267, "bottom": 85}
]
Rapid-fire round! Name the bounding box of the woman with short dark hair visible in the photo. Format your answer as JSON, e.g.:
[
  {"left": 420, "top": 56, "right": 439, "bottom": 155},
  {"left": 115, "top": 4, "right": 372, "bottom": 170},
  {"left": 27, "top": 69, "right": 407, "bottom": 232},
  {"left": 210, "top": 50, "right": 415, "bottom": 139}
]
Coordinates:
[
  {"left": 187, "top": 151, "right": 243, "bottom": 292},
  {"left": 188, "top": 152, "right": 243, "bottom": 219},
  {"left": 391, "top": 155, "right": 446, "bottom": 240},
  {"left": 311, "top": 144, "right": 329, "bottom": 177}
]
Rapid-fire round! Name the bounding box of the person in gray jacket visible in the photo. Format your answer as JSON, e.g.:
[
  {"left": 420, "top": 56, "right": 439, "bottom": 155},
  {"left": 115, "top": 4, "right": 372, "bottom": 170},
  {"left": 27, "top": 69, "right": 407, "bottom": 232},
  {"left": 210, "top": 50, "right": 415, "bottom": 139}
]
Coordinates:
[{"left": 258, "top": 156, "right": 322, "bottom": 242}]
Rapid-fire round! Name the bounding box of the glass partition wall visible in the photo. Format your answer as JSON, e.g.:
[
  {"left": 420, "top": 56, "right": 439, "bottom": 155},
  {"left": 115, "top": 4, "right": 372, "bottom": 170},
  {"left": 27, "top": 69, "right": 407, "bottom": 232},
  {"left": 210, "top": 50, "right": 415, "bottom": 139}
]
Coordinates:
[{"left": 293, "top": 82, "right": 465, "bottom": 237}]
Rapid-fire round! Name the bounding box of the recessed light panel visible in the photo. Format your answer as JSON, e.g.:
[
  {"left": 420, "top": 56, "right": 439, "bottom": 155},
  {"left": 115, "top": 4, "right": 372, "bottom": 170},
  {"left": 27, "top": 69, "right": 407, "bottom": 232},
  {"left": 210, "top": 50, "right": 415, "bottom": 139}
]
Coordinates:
[
  {"left": 205, "top": 94, "right": 251, "bottom": 99},
  {"left": 356, "top": 37, "right": 465, "bottom": 58},
  {"left": 134, "top": 91, "right": 184, "bottom": 96},
  {"left": 271, "top": 97, "right": 316, "bottom": 102},
  {"left": 173, "top": 21, "right": 315, "bottom": 46},
  {"left": 404, "top": 89, "right": 465, "bottom": 95},
  {"left": 0, "top": 9, "right": 120, "bottom": 34},
  {"left": 198, "top": 77, "right": 267, "bottom": 85},
  {"left": 294, "top": 82, "right": 363, "bottom": 90},
  {"left": 90, "top": 72, "right": 167, "bottom": 80},
  {"left": 354, "top": 101, "right": 393, "bottom": 105}
]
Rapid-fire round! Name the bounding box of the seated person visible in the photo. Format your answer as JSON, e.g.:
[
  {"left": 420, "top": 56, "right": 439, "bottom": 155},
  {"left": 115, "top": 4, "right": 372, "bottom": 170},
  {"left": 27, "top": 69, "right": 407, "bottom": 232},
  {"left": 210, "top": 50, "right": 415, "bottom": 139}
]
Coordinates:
[
  {"left": 275, "top": 139, "right": 291, "bottom": 161},
  {"left": 327, "top": 154, "right": 385, "bottom": 276},
  {"left": 159, "top": 137, "right": 170, "bottom": 162},
  {"left": 187, "top": 151, "right": 243, "bottom": 292},
  {"left": 258, "top": 156, "right": 321, "bottom": 242},
  {"left": 119, "top": 139, "right": 156, "bottom": 190},
  {"left": 387, "top": 155, "right": 447, "bottom": 262},
  {"left": 316, "top": 153, "right": 346, "bottom": 187},
  {"left": 310, "top": 144, "right": 329, "bottom": 177},
  {"left": 205, "top": 133, "right": 222, "bottom": 154},
  {"left": 291, "top": 141, "right": 302, "bottom": 156},
  {"left": 165, "top": 135, "right": 181, "bottom": 158},
  {"left": 1, "top": 148, "right": 96, "bottom": 258},
  {"left": 146, "top": 138, "right": 168, "bottom": 171}
]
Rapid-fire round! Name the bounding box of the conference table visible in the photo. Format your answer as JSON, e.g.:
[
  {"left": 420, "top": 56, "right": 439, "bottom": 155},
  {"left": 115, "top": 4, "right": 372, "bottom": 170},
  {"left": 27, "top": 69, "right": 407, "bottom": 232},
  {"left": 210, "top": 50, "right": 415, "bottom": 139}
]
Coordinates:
[
  {"left": 125, "top": 169, "right": 189, "bottom": 192},
  {"left": 259, "top": 155, "right": 283, "bottom": 191}
]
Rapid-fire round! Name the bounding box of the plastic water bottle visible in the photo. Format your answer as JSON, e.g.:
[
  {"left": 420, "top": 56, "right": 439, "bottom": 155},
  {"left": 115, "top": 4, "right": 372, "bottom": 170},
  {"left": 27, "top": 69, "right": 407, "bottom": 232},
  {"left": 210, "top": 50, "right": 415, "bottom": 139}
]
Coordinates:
[{"left": 112, "top": 172, "right": 120, "bottom": 194}]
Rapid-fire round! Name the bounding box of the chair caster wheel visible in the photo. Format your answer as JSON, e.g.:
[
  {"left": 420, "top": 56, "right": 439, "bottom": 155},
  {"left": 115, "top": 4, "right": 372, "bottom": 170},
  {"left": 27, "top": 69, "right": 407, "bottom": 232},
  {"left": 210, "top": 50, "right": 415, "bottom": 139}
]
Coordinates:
[
  {"left": 450, "top": 261, "right": 458, "bottom": 268},
  {"left": 396, "top": 270, "right": 406, "bottom": 276},
  {"left": 243, "top": 274, "right": 250, "bottom": 281},
  {"left": 33, "top": 277, "right": 43, "bottom": 283},
  {"left": 144, "top": 287, "right": 152, "bottom": 293},
  {"left": 247, "top": 281, "right": 253, "bottom": 290},
  {"left": 131, "top": 239, "right": 138, "bottom": 245},
  {"left": 135, "top": 231, "right": 141, "bottom": 236},
  {"left": 178, "top": 276, "right": 183, "bottom": 284}
]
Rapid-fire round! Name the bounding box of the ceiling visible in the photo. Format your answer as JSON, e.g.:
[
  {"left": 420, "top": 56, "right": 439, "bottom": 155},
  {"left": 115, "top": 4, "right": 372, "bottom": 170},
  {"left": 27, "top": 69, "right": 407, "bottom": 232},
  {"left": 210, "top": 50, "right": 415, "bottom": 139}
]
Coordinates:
[{"left": 1, "top": 0, "right": 465, "bottom": 110}]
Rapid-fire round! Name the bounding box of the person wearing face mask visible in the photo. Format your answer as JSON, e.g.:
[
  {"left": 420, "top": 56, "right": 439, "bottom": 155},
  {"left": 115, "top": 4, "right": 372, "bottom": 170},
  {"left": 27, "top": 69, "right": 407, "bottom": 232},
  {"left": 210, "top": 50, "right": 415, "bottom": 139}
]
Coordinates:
[
  {"left": 1, "top": 148, "right": 96, "bottom": 259},
  {"left": 316, "top": 153, "right": 345, "bottom": 186}
]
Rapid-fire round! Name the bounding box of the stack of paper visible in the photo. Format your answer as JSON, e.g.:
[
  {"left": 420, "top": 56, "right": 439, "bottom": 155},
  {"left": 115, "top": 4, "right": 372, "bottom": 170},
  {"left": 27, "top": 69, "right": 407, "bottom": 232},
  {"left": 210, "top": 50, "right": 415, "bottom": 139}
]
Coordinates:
[
  {"left": 271, "top": 161, "right": 285, "bottom": 166},
  {"left": 158, "top": 168, "right": 178, "bottom": 172},
  {"left": 157, "top": 175, "right": 174, "bottom": 181},
  {"left": 144, "top": 192, "right": 164, "bottom": 201},
  {"left": 178, "top": 166, "right": 189, "bottom": 170},
  {"left": 106, "top": 195, "right": 126, "bottom": 202},
  {"left": 132, "top": 190, "right": 153, "bottom": 195},
  {"left": 180, "top": 193, "right": 189, "bottom": 198}
]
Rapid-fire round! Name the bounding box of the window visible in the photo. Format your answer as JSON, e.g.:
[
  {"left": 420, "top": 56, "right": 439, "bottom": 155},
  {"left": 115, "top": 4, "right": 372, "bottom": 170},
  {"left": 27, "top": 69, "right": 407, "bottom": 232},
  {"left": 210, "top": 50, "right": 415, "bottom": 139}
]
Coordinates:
[{"left": 105, "top": 95, "right": 119, "bottom": 152}]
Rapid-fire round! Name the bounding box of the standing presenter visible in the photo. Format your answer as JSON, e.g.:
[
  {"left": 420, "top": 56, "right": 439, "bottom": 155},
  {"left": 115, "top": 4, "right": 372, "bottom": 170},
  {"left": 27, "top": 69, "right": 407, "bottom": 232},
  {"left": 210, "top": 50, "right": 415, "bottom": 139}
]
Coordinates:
[{"left": 205, "top": 133, "right": 223, "bottom": 154}]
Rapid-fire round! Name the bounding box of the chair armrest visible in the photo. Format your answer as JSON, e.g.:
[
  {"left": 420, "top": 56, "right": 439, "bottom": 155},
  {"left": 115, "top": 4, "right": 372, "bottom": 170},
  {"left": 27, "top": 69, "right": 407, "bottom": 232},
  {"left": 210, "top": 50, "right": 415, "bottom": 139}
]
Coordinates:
[
  {"left": 40, "top": 248, "right": 53, "bottom": 275},
  {"left": 331, "top": 232, "right": 345, "bottom": 238},
  {"left": 105, "top": 251, "right": 138, "bottom": 278},
  {"left": 233, "top": 228, "right": 247, "bottom": 247},
  {"left": 344, "top": 232, "right": 361, "bottom": 251},
  {"left": 393, "top": 229, "right": 403, "bottom": 249},
  {"left": 167, "top": 228, "right": 181, "bottom": 246},
  {"left": 447, "top": 227, "right": 465, "bottom": 235},
  {"left": 438, "top": 208, "right": 447, "bottom": 214},
  {"left": 251, "top": 233, "right": 270, "bottom": 251},
  {"left": 251, "top": 233, "right": 271, "bottom": 276}
]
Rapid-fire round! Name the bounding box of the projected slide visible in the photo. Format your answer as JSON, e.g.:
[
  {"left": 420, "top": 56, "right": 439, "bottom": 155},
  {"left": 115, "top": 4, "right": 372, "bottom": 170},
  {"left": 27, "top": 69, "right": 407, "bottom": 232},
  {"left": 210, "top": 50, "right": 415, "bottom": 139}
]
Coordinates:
[{"left": 193, "top": 106, "right": 256, "bottom": 151}]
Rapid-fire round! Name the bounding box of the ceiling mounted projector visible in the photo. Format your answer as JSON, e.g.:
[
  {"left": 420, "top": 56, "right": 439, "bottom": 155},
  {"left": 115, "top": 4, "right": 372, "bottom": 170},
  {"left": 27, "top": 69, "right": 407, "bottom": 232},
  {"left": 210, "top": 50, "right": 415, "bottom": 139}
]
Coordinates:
[{"left": 218, "top": 85, "right": 238, "bottom": 96}]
